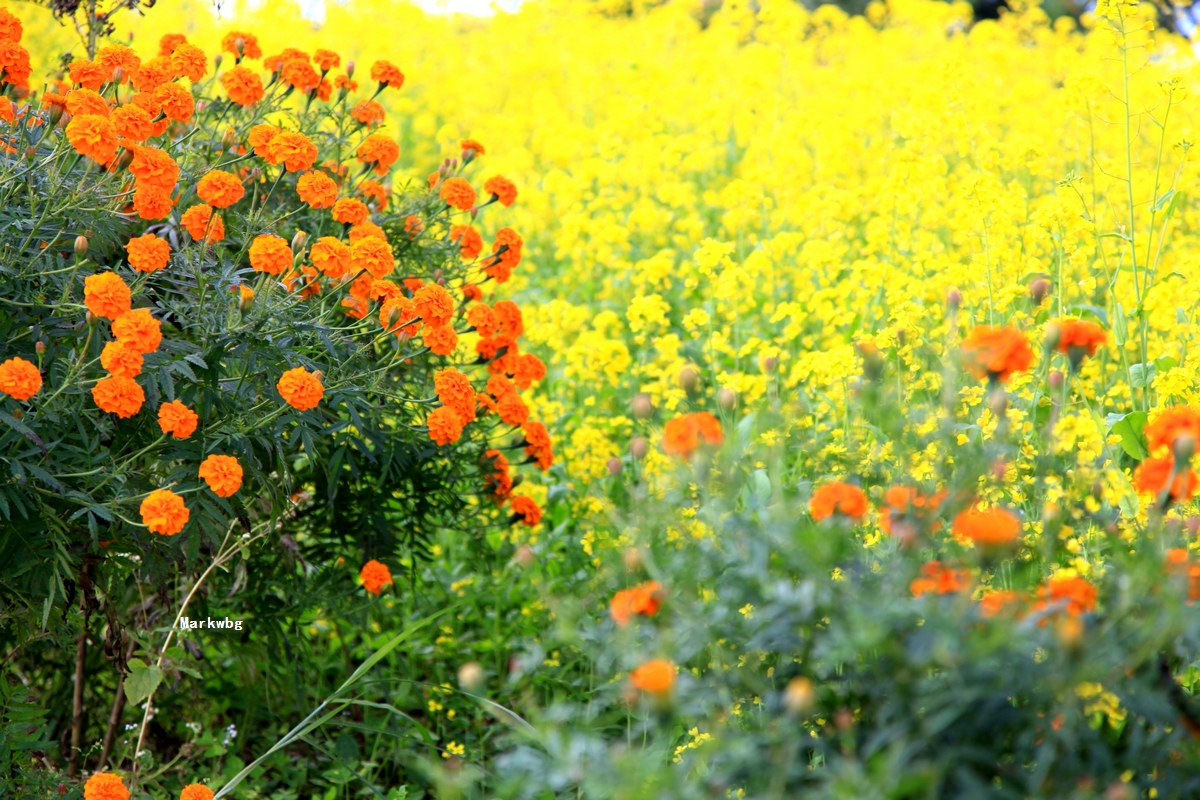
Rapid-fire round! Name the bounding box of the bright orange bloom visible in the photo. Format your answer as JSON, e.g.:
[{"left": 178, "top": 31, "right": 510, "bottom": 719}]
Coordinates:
[
  {"left": 350, "top": 221, "right": 388, "bottom": 244},
  {"left": 249, "top": 234, "right": 292, "bottom": 275},
  {"left": 65, "top": 114, "right": 118, "bottom": 163},
  {"left": 369, "top": 59, "right": 405, "bottom": 88},
  {"left": 1144, "top": 406, "right": 1200, "bottom": 456},
  {"left": 83, "top": 772, "right": 131, "bottom": 800},
  {"left": 961, "top": 326, "right": 1034, "bottom": 383},
  {"left": 425, "top": 325, "right": 459, "bottom": 356},
  {"left": 297, "top": 170, "right": 338, "bottom": 208},
  {"left": 313, "top": 49, "right": 340, "bottom": 71},
  {"left": 467, "top": 304, "right": 499, "bottom": 338},
  {"left": 68, "top": 59, "right": 107, "bottom": 90},
  {"left": 511, "top": 354, "right": 546, "bottom": 391},
  {"left": 497, "top": 392, "right": 530, "bottom": 426},
  {"left": 112, "top": 103, "right": 156, "bottom": 142},
  {"left": 158, "top": 399, "right": 198, "bottom": 439},
  {"left": 129, "top": 145, "right": 179, "bottom": 190},
  {"left": 171, "top": 43, "right": 208, "bottom": 82},
  {"left": 265, "top": 131, "right": 318, "bottom": 172},
  {"left": 128, "top": 91, "right": 169, "bottom": 136},
  {"left": 332, "top": 197, "right": 370, "bottom": 226},
  {"left": 196, "top": 170, "right": 245, "bottom": 208},
  {"left": 277, "top": 367, "right": 324, "bottom": 411},
  {"left": 1034, "top": 576, "right": 1098, "bottom": 622},
  {"left": 910, "top": 560, "right": 969, "bottom": 597},
  {"left": 0, "top": 39, "right": 31, "bottom": 87},
  {"left": 427, "top": 404, "right": 465, "bottom": 445},
  {"left": 112, "top": 308, "right": 162, "bottom": 354},
  {"left": 65, "top": 88, "right": 110, "bottom": 118},
  {"left": 412, "top": 284, "right": 454, "bottom": 327},
  {"left": 221, "top": 30, "right": 262, "bottom": 59},
  {"left": 358, "top": 180, "right": 389, "bottom": 211},
  {"left": 140, "top": 489, "right": 189, "bottom": 535},
  {"left": 351, "top": 99, "right": 386, "bottom": 126},
  {"left": 133, "top": 185, "right": 173, "bottom": 221},
  {"left": 511, "top": 495, "right": 542, "bottom": 526},
  {"left": 809, "top": 481, "right": 869, "bottom": 521},
  {"left": 486, "top": 228, "right": 523, "bottom": 283},
  {"left": 130, "top": 57, "right": 175, "bottom": 92},
  {"left": 662, "top": 412, "right": 723, "bottom": 459},
  {"left": 310, "top": 236, "right": 352, "bottom": 279},
  {"left": 483, "top": 449, "right": 512, "bottom": 503},
  {"left": 199, "top": 454, "right": 243, "bottom": 497},
  {"left": 523, "top": 420, "right": 554, "bottom": 470},
  {"left": 92, "top": 375, "right": 144, "bottom": 418},
  {"left": 264, "top": 48, "right": 309, "bottom": 72},
  {"left": 630, "top": 659, "right": 675, "bottom": 696},
  {"left": 221, "top": 65, "right": 264, "bottom": 106},
  {"left": 878, "top": 486, "right": 946, "bottom": 536},
  {"left": 435, "top": 369, "right": 476, "bottom": 423},
  {"left": 334, "top": 73, "right": 358, "bottom": 92},
  {"left": 126, "top": 234, "right": 171, "bottom": 273},
  {"left": 451, "top": 225, "right": 483, "bottom": 260},
  {"left": 952, "top": 505, "right": 1022, "bottom": 547},
  {"left": 0, "top": 8, "right": 23, "bottom": 42},
  {"left": 159, "top": 33, "right": 187, "bottom": 56},
  {"left": 281, "top": 58, "right": 320, "bottom": 93},
  {"left": 350, "top": 236, "right": 394, "bottom": 279},
  {"left": 247, "top": 123, "right": 280, "bottom": 159},
  {"left": 484, "top": 175, "right": 517, "bottom": 206},
  {"left": 100, "top": 340, "right": 143, "bottom": 378},
  {"left": 979, "top": 589, "right": 1022, "bottom": 618},
  {"left": 180, "top": 204, "right": 225, "bottom": 244},
  {"left": 610, "top": 581, "right": 664, "bottom": 627},
  {"left": 360, "top": 559, "right": 393, "bottom": 594},
  {"left": 356, "top": 134, "right": 399, "bottom": 173},
  {"left": 96, "top": 43, "right": 140, "bottom": 82},
  {"left": 1133, "top": 455, "right": 1199, "bottom": 502},
  {"left": 0, "top": 357, "right": 41, "bottom": 401},
  {"left": 155, "top": 82, "right": 194, "bottom": 123},
  {"left": 84, "top": 272, "right": 131, "bottom": 320},
  {"left": 439, "top": 177, "right": 476, "bottom": 211},
  {"left": 460, "top": 139, "right": 485, "bottom": 157},
  {"left": 179, "top": 784, "right": 215, "bottom": 800},
  {"left": 1055, "top": 318, "right": 1106, "bottom": 358}
]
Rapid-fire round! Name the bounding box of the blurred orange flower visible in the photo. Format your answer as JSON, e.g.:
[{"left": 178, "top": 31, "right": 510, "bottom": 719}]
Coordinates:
[
  {"left": 361, "top": 559, "right": 393, "bottom": 594},
  {"left": 630, "top": 659, "right": 675, "bottom": 696}
]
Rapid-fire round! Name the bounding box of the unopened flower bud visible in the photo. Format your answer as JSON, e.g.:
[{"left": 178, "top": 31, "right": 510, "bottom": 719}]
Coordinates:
[
  {"left": 74, "top": 235, "right": 88, "bottom": 258},
  {"left": 222, "top": 127, "right": 238, "bottom": 151},
  {"left": 630, "top": 436, "right": 649, "bottom": 459},
  {"left": 783, "top": 677, "right": 815, "bottom": 715},
  {"left": 12, "top": 409, "right": 21, "bottom": 420},
  {"left": 312, "top": 371, "right": 324, "bottom": 384},
  {"left": 86, "top": 310, "right": 97, "bottom": 326},
  {"left": 1030, "top": 278, "right": 1051, "bottom": 306},
  {"left": 238, "top": 286, "right": 255, "bottom": 314},
  {"left": 513, "top": 544, "right": 535, "bottom": 568},
  {"left": 436, "top": 276, "right": 446, "bottom": 286},
  {"left": 678, "top": 367, "right": 699, "bottom": 393},
  {"left": 763, "top": 356, "right": 778, "bottom": 373},
  {"left": 511, "top": 474, "right": 524, "bottom": 489},
  {"left": 458, "top": 661, "right": 485, "bottom": 692},
  {"left": 622, "top": 547, "right": 642, "bottom": 572},
  {"left": 235, "top": 37, "right": 246, "bottom": 57},
  {"left": 1043, "top": 323, "right": 1061, "bottom": 353},
  {"left": 717, "top": 387, "right": 737, "bottom": 411},
  {"left": 35, "top": 341, "right": 45, "bottom": 355},
  {"left": 1174, "top": 434, "right": 1196, "bottom": 465},
  {"left": 56, "top": 111, "right": 70, "bottom": 129},
  {"left": 111, "top": 66, "right": 125, "bottom": 84},
  {"left": 116, "top": 149, "right": 134, "bottom": 171},
  {"left": 1048, "top": 370, "right": 1064, "bottom": 390},
  {"left": 345, "top": 61, "right": 355, "bottom": 79},
  {"left": 946, "top": 288, "right": 962, "bottom": 310},
  {"left": 631, "top": 392, "right": 653, "bottom": 419},
  {"left": 606, "top": 457, "right": 623, "bottom": 476},
  {"left": 213, "top": 53, "right": 223, "bottom": 69},
  {"left": 291, "top": 230, "right": 308, "bottom": 254},
  {"left": 385, "top": 305, "right": 402, "bottom": 330},
  {"left": 24, "top": 145, "right": 36, "bottom": 161},
  {"left": 249, "top": 167, "right": 262, "bottom": 182},
  {"left": 432, "top": 268, "right": 443, "bottom": 282}
]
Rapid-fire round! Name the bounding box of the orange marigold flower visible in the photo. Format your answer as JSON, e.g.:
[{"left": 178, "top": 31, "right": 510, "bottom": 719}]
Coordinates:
[
  {"left": 297, "top": 170, "right": 338, "bottom": 208},
  {"left": 128, "top": 91, "right": 169, "bottom": 136},
  {"left": 497, "top": 392, "right": 530, "bottom": 426},
  {"left": 83, "top": 272, "right": 131, "bottom": 320},
  {"left": 486, "top": 228, "right": 523, "bottom": 282},
  {"left": 351, "top": 99, "right": 386, "bottom": 126},
  {"left": 159, "top": 33, "right": 187, "bottom": 56},
  {"left": 221, "top": 65, "right": 264, "bottom": 106},
  {"left": 0, "top": 39, "right": 29, "bottom": 88},
  {"left": 130, "top": 57, "right": 175, "bottom": 92},
  {"left": 910, "top": 560, "right": 969, "bottom": 597},
  {"left": 0, "top": 8, "right": 23, "bottom": 42},
  {"left": 356, "top": 134, "right": 400, "bottom": 175},
  {"left": 68, "top": 58, "right": 107, "bottom": 90},
  {"left": 41, "top": 91, "right": 68, "bottom": 112},
  {"left": 265, "top": 131, "right": 318, "bottom": 172},
  {"left": 154, "top": 81, "right": 194, "bottom": 122},
  {"left": 314, "top": 49, "right": 340, "bottom": 71},
  {"left": 484, "top": 175, "right": 517, "bottom": 206},
  {"left": 630, "top": 659, "right": 675, "bottom": 696},
  {"left": 1035, "top": 576, "right": 1097, "bottom": 618},
  {"left": 277, "top": 366, "right": 323, "bottom": 411},
  {"left": 358, "top": 179, "right": 388, "bottom": 209},
  {"left": 1133, "top": 455, "right": 1199, "bottom": 502},
  {"left": 83, "top": 772, "right": 130, "bottom": 800},
  {"left": 249, "top": 234, "right": 292, "bottom": 275},
  {"left": 0, "top": 357, "right": 41, "bottom": 401},
  {"left": 662, "top": 412, "right": 723, "bottom": 459},
  {"left": 342, "top": 295, "right": 369, "bottom": 319},
  {"left": 180, "top": 204, "right": 225, "bottom": 244},
  {"left": 65, "top": 88, "right": 110, "bottom": 118},
  {"left": 171, "top": 42, "right": 208, "bottom": 81},
  {"left": 140, "top": 488, "right": 189, "bottom": 535},
  {"left": 809, "top": 481, "right": 868, "bottom": 521},
  {"left": 351, "top": 236, "right": 394, "bottom": 279},
  {"left": 451, "top": 225, "right": 483, "bottom": 260},
  {"left": 487, "top": 374, "right": 517, "bottom": 400},
  {"left": 462, "top": 283, "right": 482, "bottom": 303},
  {"left": 97, "top": 43, "right": 140, "bottom": 81},
  {"left": 199, "top": 454, "right": 243, "bottom": 497},
  {"left": 1144, "top": 406, "right": 1200, "bottom": 456},
  {"left": 511, "top": 495, "right": 542, "bottom": 526},
  {"left": 332, "top": 197, "right": 370, "bottom": 226},
  {"left": 283, "top": 263, "right": 322, "bottom": 299},
  {"left": 66, "top": 114, "right": 118, "bottom": 163},
  {"left": 179, "top": 784, "right": 215, "bottom": 800},
  {"left": 610, "top": 581, "right": 664, "bottom": 627},
  {"left": 361, "top": 559, "right": 393, "bottom": 595},
  {"left": 92, "top": 375, "right": 144, "bottom": 418},
  {"left": 158, "top": 399, "right": 198, "bottom": 439},
  {"left": 310, "top": 236, "right": 352, "bottom": 279},
  {"left": 460, "top": 138, "right": 485, "bottom": 157},
  {"left": 435, "top": 368, "right": 477, "bottom": 423},
  {"left": 427, "top": 404, "right": 464, "bottom": 445},
  {"left": 265, "top": 48, "right": 310, "bottom": 72},
  {"left": 369, "top": 59, "right": 405, "bottom": 88},
  {"left": 196, "top": 169, "right": 245, "bottom": 208},
  {"left": 439, "top": 177, "right": 476, "bottom": 211},
  {"left": 133, "top": 184, "right": 173, "bottom": 221},
  {"left": 979, "top": 589, "right": 1022, "bottom": 618},
  {"left": 334, "top": 73, "right": 358, "bottom": 92},
  {"left": 493, "top": 300, "right": 524, "bottom": 338},
  {"left": 961, "top": 326, "right": 1034, "bottom": 383},
  {"left": 413, "top": 284, "right": 454, "bottom": 327},
  {"left": 281, "top": 58, "right": 320, "bottom": 93},
  {"left": 380, "top": 296, "right": 416, "bottom": 335},
  {"left": 424, "top": 324, "right": 459, "bottom": 356},
  {"left": 112, "top": 308, "right": 163, "bottom": 354},
  {"left": 952, "top": 505, "right": 1022, "bottom": 547},
  {"left": 129, "top": 145, "right": 179, "bottom": 190},
  {"left": 112, "top": 103, "right": 155, "bottom": 142},
  {"left": 100, "top": 340, "right": 143, "bottom": 378},
  {"left": 878, "top": 486, "right": 946, "bottom": 537},
  {"left": 522, "top": 420, "right": 554, "bottom": 470},
  {"left": 350, "top": 221, "right": 388, "bottom": 244},
  {"left": 221, "top": 30, "right": 262, "bottom": 59},
  {"left": 512, "top": 353, "right": 547, "bottom": 390},
  {"left": 247, "top": 123, "right": 280, "bottom": 160},
  {"left": 483, "top": 449, "right": 512, "bottom": 503},
  {"left": 467, "top": 304, "right": 499, "bottom": 338},
  {"left": 126, "top": 233, "right": 172, "bottom": 273}
]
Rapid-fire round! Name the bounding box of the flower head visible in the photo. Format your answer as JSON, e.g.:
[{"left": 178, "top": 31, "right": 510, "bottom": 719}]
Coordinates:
[
  {"left": 510, "top": 495, "right": 542, "bottom": 526},
  {"left": 158, "top": 400, "right": 198, "bottom": 439},
  {"left": 196, "top": 170, "right": 245, "bottom": 208},
  {"left": 351, "top": 236, "right": 394, "bottom": 279},
  {"left": 140, "top": 488, "right": 189, "bottom": 535},
  {"left": 221, "top": 65, "right": 264, "bottom": 106},
  {"left": 356, "top": 134, "right": 399, "bottom": 174},
  {"left": 84, "top": 772, "right": 130, "bottom": 800},
  {"left": 126, "top": 234, "right": 172, "bottom": 273},
  {"left": 100, "top": 341, "right": 144, "bottom": 378},
  {"left": 1055, "top": 318, "right": 1106, "bottom": 365},
  {"left": 84, "top": 272, "right": 131, "bottom": 320},
  {"left": 1133, "top": 455, "right": 1199, "bottom": 502},
  {"left": 369, "top": 59, "right": 405, "bottom": 88},
  {"left": 962, "top": 326, "right": 1034, "bottom": 383},
  {"left": 265, "top": 131, "right": 318, "bottom": 172},
  {"left": 66, "top": 114, "right": 118, "bottom": 163},
  {"left": 630, "top": 659, "right": 675, "bottom": 696},
  {"left": 427, "top": 405, "right": 464, "bottom": 445},
  {"left": 92, "top": 375, "right": 145, "bottom": 418},
  {"left": 439, "top": 177, "right": 476, "bottom": 211},
  {"left": 221, "top": 30, "right": 261, "bottom": 59},
  {"left": 952, "top": 505, "right": 1022, "bottom": 547},
  {"left": 297, "top": 170, "right": 338, "bottom": 209},
  {"left": 249, "top": 234, "right": 292, "bottom": 275},
  {"left": 484, "top": 175, "right": 518, "bottom": 206},
  {"left": 361, "top": 559, "right": 393, "bottom": 594},
  {"left": 662, "top": 412, "right": 723, "bottom": 459},
  {"left": 610, "top": 581, "right": 664, "bottom": 627},
  {"left": 179, "top": 785, "right": 215, "bottom": 800},
  {"left": 809, "top": 481, "right": 869, "bottom": 521},
  {"left": 112, "top": 308, "right": 162, "bottom": 354},
  {"left": 1036, "top": 576, "right": 1098, "bottom": 618},
  {"left": 332, "top": 197, "right": 370, "bottom": 226},
  {"left": 199, "top": 454, "right": 243, "bottom": 497},
  {"left": 1144, "top": 406, "right": 1200, "bottom": 457},
  {"left": 311, "top": 236, "right": 352, "bottom": 279},
  {"left": 910, "top": 560, "right": 969, "bottom": 597},
  {"left": 0, "top": 357, "right": 41, "bottom": 401},
  {"left": 277, "top": 367, "right": 324, "bottom": 411}
]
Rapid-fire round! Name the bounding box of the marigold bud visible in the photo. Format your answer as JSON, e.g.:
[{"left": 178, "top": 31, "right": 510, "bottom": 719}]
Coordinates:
[
  {"left": 763, "top": 356, "right": 778, "bottom": 373},
  {"left": 1030, "top": 278, "right": 1051, "bottom": 305},
  {"left": 24, "top": 146, "right": 36, "bottom": 161},
  {"left": 717, "top": 387, "right": 737, "bottom": 411},
  {"left": 213, "top": 53, "right": 223, "bottom": 68},
  {"left": 238, "top": 286, "right": 255, "bottom": 314},
  {"left": 432, "top": 268, "right": 443, "bottom": 282},
  {"left": 946, "top": 288, "right": 962, "bottom": 310},
  {"left": 111, "top": 66, "right": 125, "bottom": 84},
  {"left": 222, "top": 127, "right": 238, "bottom": 151},
  {"left": 291, "top": 230, "right": 308, "bottom": 254},
  {"left": 1048, "top": 370, "right": 1064, "bottom": 390},
  {"left": 345, "top": 60, "right": 355, "bottom": 79},
  {"left": 678, "top": 367, "right": 699, "bottom": 393},
  {"left": 1174, "top": 434, "right": 1196, "bottom": 465},
  {"left": 74, "top": 235, "right": 88, "bottom": 258},
  {"left": 606, "top": 457, "right": 623, "bottom": 476},
  {"left": 35, "top": 341, "right": 45, "bottom": 355},
  {"left": 623, "top": 547, "right": 642, "bottom": 572},
  {"left": 457, "top": 661, "right": 485, "bottom": 692},
  {"left": 1043, "top": 323, "right": 1062, "bottom": 353},
  {"left": 630, "top": 436, "right": 648, "bottom": 459},
  {"left": 311, "top": 370, "right": 324, "bottom": 383},
  {"left": 86, "top": 310, "right": 97, "bottom": 326},
  {"left": 12, "top": 409, "right": 21, "bottom": 420},
  {"left": 784, "top": 677, "right": 815, "bottom": 715},
  {"left": 234, "top": 37, "right": 246, "bottom": 57},
  {"left": 116, "top": 149, "right": 134, "bottom": 171},
  {"left": 513, "top": 544, "right": 535, "bottom": 568},
  {"left": 50, "top": 105, "right": 65, "bottom": 126},
  {"left": 1187, "top": 516, "right": 1200, "bottom": 536},
  {"left": 631, "top": 392, "right": 653, "bottom": 419}
]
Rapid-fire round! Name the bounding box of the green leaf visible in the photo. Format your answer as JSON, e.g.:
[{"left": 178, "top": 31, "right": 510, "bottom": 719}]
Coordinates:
[
  {"left": 124, "top": 659, "right": 164, "bottom": 707},
  {"left": 1167, "top": 190, "right": 1186, "bottom": 218},
  {"left": 1108, "top": 411, "right": 1148, "bottom": 460},
  {"left": 1129, "top": 363, "right": 1155, "bottom": 390},
  {"left": 1152, "top": 188, "right": 1175, "bottom": 212},
  {"left": 1113, "top": 303, "right": 1128, "bottom": 346}
]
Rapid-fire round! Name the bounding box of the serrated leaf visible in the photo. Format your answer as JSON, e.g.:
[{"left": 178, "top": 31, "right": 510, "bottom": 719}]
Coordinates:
[{"left": 124, "top": 660, "right": 164, "bottom": 706}]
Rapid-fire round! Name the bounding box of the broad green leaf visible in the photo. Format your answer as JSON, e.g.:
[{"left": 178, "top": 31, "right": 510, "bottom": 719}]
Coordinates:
[
  {"left": 1109, "top": 411, "right": 1148, "bottom": 460},
  {"left": 124, "top": 660, "right": 164, "bottom": 707}
]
